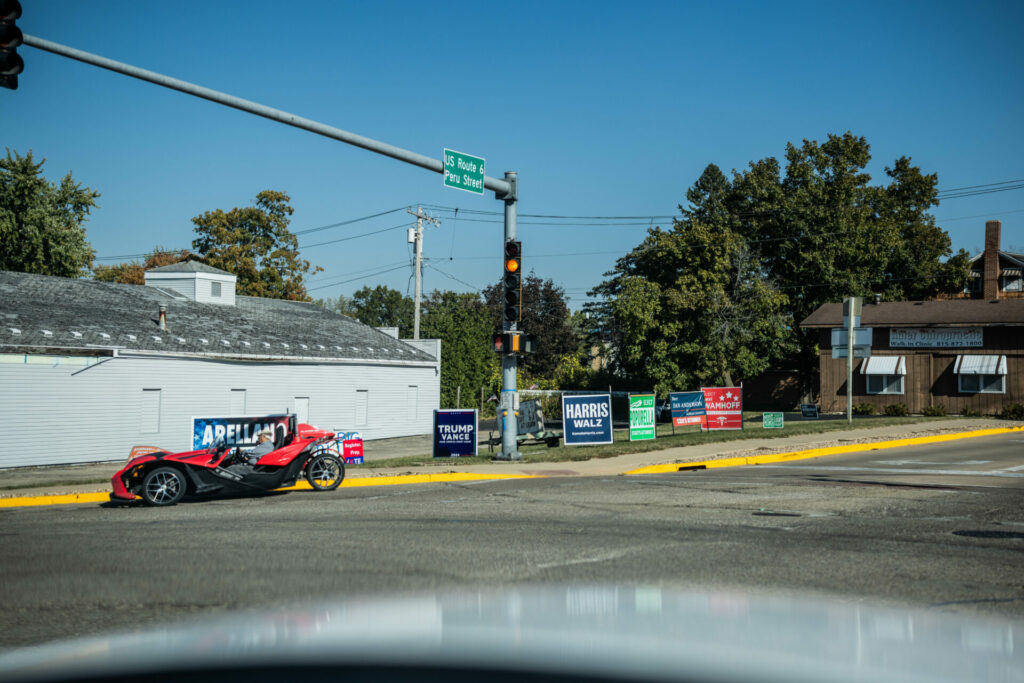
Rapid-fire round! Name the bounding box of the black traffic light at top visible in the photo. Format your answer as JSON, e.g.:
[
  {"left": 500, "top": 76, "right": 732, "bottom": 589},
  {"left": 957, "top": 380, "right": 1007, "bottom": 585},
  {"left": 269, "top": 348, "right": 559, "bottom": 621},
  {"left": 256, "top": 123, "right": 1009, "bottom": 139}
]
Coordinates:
[
  {"left": 0, "top": 0, "right": 23, "bottom": 90},
  {"left": 502, "top": 240, "right": 522, "bottom": 328}
]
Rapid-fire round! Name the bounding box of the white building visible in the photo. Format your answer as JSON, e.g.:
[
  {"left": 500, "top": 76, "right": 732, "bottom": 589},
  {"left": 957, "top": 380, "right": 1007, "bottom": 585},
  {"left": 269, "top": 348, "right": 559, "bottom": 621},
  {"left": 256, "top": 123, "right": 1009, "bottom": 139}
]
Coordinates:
[{"left": 0, "top": 263, "right": 440, "bottom": 467}]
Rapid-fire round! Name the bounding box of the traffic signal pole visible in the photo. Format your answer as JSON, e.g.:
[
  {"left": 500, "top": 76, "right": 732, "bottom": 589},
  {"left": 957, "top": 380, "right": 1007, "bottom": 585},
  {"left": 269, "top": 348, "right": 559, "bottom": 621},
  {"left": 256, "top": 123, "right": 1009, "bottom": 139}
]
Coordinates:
[
  {"left": 497, "top": 172, "right": 520, "bottom": 461},
  {"left": 19, "top": 34, "right": 522, "bottom": 458}
]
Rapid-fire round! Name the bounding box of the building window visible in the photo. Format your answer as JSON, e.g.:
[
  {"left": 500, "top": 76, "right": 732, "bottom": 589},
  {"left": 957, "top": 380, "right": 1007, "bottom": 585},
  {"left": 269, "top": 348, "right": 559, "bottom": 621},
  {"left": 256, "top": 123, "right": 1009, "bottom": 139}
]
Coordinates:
[
  {"left": 954, "top": 355, "right": 1007, "bottom": 394},
  {"left": 867, "top": 375, "right": 904, "bottom": 395},
  {"left": 294, "top": 397, "right": 309, "bottom": 425},
  {"left": 140, "top": 388, "right": 161, "bottom": 433},
  {"left": 230, "top": 389, "right": 246, "bottom": 414},
  {"left": 355, "top": 390, "right": 368, "bottom": 426},
  {"left": 1002, "top": 274, "right": 1022, "bottom": 292},
  {"left": 964, "top": 273, "right": 982, "bottom": 294},
  {"left": 407, "top": 385, "right": 418, "bottom": 421},
  {"left": 860, "top": 356, "right": 906, "bottom": 395},
  {"left": 211, "top": 281, "right": 222, "bottom": 297},
  {"left": 958, "top": 374, "right": 1005, "bottom": 394}
]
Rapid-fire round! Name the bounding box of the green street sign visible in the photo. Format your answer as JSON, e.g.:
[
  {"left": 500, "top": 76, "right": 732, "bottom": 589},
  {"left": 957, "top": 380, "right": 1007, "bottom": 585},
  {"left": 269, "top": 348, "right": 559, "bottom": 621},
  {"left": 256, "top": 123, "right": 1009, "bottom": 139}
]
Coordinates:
[
  {"left": 629, "top": 393, "right": 657, "bottom": 441},
  {"left": 763, "top": 412, "right": 784, "bottom": 429},
  {"left": 443, "top": 148, "right": 486, "bottom": 195}
]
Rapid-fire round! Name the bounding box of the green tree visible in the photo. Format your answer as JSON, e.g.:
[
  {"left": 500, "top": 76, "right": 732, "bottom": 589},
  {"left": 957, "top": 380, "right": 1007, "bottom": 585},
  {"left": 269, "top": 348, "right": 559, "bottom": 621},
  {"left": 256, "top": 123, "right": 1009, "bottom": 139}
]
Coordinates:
[
  {"left": 0, "top": 149, "right": 98, "bottom": 277},
  {"left": 316, "top": 293, "right": 356, "bottom": 317},
  {"left": 732, "top": 133, "right": 970, "bottom": 385},
  {"left": 482, "top": 274, "right": 581, "bottom": 378},
  {"left": 590, "top": 168, "right": 793, "bottom": 394},
  {"left": 93, "top": 247, "right": 191, "bottom": 285},
  {"left": 191, "top": 190, "right": 320, "bottom": 300},
  {"left": 420, "top": 290, "right": 497, "bottom": 409},
  {"left": 347, "top": 285, "right": 415, "bottom": 338}
]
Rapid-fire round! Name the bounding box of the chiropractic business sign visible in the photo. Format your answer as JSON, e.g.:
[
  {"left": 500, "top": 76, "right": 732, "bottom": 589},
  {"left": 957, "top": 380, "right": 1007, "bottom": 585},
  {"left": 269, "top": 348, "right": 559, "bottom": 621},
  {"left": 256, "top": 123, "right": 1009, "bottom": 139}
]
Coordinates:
[
  {"left": 562, "top": 394, "right": 614, "bottom": 445},
  {"left": 701, "top": 387, "right": 743, "bottom": 431},
  {"left": 669, "top": 391, "right": 706, "bottom": 427},
  {"left": 191, "top": 414, "right": 293, "bottom": 450},
  {"left": 433, "top": 409, "right": 478, "bottom": 457}
]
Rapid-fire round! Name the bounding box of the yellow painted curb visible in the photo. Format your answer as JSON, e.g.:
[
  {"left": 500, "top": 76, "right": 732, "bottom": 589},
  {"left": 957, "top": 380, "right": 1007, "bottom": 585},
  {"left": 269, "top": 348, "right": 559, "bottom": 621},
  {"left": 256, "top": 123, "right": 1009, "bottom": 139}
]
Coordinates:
[
  {"left": 625, "top": 425, "right": 1024, "bottom": 475},
  {"left": 0, "top": 472, "right": 536, "bottom": 509}
]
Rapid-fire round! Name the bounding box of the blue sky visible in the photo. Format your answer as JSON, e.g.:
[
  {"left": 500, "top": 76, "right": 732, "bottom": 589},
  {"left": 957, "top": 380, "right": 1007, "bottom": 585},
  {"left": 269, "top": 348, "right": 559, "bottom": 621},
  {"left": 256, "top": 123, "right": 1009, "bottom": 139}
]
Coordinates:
[{"left": 4, "top": 0, "right": 1022, "bottom": 306}]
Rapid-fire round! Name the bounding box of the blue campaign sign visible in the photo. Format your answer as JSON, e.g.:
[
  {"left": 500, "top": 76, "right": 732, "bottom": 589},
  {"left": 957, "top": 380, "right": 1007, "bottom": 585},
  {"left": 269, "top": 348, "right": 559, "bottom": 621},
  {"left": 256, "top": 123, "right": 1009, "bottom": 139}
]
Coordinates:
[
  {"left": 191, "top": 414, "right": 293, "bottom": 450},
  {"left": 669, "top": 391, "right": 706, "bottom": 427},
  {"left": 562, "top": 394, "right": 613, "bottom": 445},
  {"left": 433, "top": 409, "right": 478, "bottom": 457}
]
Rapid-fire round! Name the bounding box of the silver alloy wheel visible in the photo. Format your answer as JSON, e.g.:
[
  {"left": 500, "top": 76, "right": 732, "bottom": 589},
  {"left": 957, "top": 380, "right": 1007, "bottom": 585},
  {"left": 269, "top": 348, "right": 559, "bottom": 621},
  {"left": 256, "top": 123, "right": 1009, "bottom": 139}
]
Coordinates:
[
  {"left": 143, "top": 469, "right": 184, "bottom": 505},
  {"left": 306, "top": 455, "right": 344, "bottom": 490}
]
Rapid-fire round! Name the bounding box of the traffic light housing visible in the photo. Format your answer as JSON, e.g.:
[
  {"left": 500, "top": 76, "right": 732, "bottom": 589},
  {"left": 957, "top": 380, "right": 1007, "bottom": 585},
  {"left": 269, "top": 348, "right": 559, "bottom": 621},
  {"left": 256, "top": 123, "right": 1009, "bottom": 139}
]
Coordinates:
[
  {"left": 502, "top": 240, "right": 522, "bottom": 328},
  {"left": 0, "top": 0, "right": 22, "bottom": 90},
  {"left": 493, "top": 332, "right": 536, "bottom": 354}
]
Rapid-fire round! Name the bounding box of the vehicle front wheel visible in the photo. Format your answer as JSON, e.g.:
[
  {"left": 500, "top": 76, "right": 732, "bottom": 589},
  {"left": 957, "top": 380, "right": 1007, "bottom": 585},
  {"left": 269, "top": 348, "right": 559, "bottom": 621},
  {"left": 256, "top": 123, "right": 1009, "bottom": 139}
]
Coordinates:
[
  {"left": 306, "top": 454, "right": 345, "bottom": 491},
  {"left": 141, "top": 467, "right": 186, "bottom": 506}
]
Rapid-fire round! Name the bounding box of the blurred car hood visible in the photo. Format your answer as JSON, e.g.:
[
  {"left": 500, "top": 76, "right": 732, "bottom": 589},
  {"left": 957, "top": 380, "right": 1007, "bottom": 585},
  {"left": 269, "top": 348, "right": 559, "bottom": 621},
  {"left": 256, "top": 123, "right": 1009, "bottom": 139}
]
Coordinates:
[{"left": 0, "top": 586, "right": 1020, "bottom": 683}]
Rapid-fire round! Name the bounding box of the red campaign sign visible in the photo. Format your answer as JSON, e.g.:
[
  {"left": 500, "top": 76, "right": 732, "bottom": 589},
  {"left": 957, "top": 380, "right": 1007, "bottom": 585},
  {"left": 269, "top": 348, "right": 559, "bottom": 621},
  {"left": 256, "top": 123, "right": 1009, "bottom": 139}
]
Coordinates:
[
  {"left": 342, "top": 439, "right": 364, "bottom": 464},
  {"left": 701, "top": 387, "right": 743, "bottom": 430}
]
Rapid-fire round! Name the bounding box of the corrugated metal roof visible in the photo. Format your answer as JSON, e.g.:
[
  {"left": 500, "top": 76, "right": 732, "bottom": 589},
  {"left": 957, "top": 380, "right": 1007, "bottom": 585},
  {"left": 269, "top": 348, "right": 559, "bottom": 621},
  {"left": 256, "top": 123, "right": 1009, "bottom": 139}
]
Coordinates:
[
  {"left": 860, "top": 356, "right": 906, "bottom": 375},
  {"left": 954, "top": 355, "right": 1007, "bottom": 375}
]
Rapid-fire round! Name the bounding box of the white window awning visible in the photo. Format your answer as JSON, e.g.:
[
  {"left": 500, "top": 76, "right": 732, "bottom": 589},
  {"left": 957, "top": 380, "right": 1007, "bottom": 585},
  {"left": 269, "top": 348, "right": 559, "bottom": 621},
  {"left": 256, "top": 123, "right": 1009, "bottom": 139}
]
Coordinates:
[
  {"left": 860, "top": 356, "right": 906, "bottom": 375},
  {"left": 954, "top": 355, "right": 1007, "bottom": 375}
]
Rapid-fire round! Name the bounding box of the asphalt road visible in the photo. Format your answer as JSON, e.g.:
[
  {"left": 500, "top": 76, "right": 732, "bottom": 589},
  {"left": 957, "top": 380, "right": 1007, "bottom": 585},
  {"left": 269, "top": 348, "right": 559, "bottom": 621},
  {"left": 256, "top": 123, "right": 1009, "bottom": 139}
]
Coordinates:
[{"left": 2, "top": 432, "right": 1022, "bottom": 651}]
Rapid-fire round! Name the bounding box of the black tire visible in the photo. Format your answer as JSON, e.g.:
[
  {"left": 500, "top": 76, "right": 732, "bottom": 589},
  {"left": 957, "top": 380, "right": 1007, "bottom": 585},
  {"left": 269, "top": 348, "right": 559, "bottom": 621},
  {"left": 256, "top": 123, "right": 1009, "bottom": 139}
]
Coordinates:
[
  {"left": 140, "top": 467, "right": 186, "bottom": 506},
  {"left": 306, "top": 454, "right": 345, "bottom": 491}
]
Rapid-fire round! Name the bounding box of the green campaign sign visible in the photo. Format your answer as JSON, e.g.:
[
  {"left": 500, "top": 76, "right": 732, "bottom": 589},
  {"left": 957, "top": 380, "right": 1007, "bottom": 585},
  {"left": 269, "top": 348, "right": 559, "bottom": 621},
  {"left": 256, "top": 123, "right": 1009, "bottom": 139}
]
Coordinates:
[
  {"left": 629, "top": 393, "right": 657, "bottom": 441},
  {"left": 763, "top": 412, "right": 784, "bottom": 429},
  {"left": 443, "top": 148, "right": 485, "bottom": 195}
]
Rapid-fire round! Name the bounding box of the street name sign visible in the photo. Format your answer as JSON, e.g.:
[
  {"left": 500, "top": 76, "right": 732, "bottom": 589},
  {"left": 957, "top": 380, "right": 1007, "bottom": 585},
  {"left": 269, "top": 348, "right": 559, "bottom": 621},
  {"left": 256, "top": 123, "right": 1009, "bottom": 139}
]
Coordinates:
[{"left": 443, "top": 148, "right": 486, "bottom": 194}]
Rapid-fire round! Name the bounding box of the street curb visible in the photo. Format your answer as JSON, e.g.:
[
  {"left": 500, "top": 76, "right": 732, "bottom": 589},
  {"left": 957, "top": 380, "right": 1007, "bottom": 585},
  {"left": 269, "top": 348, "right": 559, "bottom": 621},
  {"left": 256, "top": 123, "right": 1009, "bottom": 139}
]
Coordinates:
[
  {"left": 623, "top": 425, "right": 1024, "bottom": 475},
  {"left": 0, "top": 472, "right": 537, "bottom": 509}
]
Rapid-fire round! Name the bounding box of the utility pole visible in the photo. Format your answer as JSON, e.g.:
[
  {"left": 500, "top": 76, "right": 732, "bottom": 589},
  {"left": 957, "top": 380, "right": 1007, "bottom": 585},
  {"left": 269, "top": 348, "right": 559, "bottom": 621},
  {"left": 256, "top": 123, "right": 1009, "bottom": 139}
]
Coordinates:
[{"left": 406, "top": 205, "right": 439, "bottom": 340}]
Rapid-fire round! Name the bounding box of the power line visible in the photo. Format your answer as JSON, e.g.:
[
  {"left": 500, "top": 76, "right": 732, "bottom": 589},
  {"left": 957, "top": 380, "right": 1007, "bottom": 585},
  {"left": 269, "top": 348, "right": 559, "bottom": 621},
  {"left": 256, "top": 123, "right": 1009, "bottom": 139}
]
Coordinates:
[
  {"left": 426, "top": 264, "right": 483, "bottom": 292},
  {"left": 292, "top": 206, "right": 408, "bottom": 236},
  {"left": 306, "top": 263, "right": 410, "bottom": 292},
  {"left": 299, "top": 222, "right": 410, "bottom": 249}
]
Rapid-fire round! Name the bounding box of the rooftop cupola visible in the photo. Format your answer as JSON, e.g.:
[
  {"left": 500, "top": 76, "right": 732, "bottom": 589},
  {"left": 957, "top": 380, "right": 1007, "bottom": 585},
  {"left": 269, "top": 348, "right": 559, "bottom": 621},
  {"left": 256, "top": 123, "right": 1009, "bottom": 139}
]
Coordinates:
[{"left": 144, "top": 260, "right": 237, "bottom": 306}]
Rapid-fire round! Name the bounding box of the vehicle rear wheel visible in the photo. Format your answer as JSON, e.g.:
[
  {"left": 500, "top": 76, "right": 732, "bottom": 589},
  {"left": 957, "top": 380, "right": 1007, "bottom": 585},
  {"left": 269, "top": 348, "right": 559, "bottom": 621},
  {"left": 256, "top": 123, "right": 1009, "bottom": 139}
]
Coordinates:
[
  {"left": 141, "top": 467, "right": 186, "bottom": 506},
  {"left": 306, "top": 454, "right": 345, "bottom": 491}
]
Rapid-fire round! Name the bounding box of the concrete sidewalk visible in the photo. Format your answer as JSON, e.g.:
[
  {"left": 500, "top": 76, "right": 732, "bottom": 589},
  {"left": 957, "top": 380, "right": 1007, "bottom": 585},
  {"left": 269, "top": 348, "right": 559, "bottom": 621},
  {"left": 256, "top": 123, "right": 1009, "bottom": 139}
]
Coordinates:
[{"left": 2, "top": 418, "right": 1019, "bottom": 500}]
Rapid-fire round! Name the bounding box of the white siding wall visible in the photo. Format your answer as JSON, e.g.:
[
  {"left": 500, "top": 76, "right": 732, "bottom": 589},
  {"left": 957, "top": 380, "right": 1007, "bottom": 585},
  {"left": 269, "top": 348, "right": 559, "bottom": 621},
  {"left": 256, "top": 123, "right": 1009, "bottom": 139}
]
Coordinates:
[
  {"left": 145, "top": 275, "right": 196, "bottom": 300},
  {"left": 193, "top": 274, "right": 236, "bottom": 305},
  {"left": 0, "top": 354, "right": 440, "bottom": 467}
]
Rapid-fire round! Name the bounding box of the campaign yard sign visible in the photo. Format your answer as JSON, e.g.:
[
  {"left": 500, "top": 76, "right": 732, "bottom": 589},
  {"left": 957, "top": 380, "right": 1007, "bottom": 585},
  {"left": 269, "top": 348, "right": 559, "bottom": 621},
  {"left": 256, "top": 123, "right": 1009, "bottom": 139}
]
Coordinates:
[
  {"left": 669, "top": 391, "right": 706, "bottom": 427},
  {"left": 701, "top": 387, "right": 743, "bottom": 430},
  {"left": 629, "top": 393, "right": 657, "bottom": 441},
  {"left": 762, "top": 412, "right": 784, "bottom": 429},
  {"left": 562, "top": 394, "right": 614, "bottom": 445},
  {"left": 433, "top": 409, "right": 478, "bottom": 457},
  {"left": 191, "top": 414, "right": 293, "bottom": 450}
]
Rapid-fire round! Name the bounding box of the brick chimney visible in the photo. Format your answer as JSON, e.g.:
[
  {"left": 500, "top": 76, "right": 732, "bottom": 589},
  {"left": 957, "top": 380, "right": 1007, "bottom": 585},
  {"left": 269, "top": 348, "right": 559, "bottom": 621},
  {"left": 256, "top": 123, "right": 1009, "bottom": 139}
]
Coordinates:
[{"left": 983, "top": 220, "right": 1001, "bottom": 300}]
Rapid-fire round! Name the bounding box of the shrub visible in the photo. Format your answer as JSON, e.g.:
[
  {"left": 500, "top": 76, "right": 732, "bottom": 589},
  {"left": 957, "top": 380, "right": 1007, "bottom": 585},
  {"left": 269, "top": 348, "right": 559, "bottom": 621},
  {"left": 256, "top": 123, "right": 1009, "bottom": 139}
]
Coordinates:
[
  {"left": 1000, "top": 403, "right": 1024, "bottom": 420},
  {"left": 852, "top": 403, "right": 876, "bottom": 415},
  {"left": 883, "top": 403, "right": 909, "bottom": 417},
  {"left": 960, "top": 406, "right": 982, "bottom": 418},
  {"left": 922, "top": 405, "right": 946, "bottom": 417}
]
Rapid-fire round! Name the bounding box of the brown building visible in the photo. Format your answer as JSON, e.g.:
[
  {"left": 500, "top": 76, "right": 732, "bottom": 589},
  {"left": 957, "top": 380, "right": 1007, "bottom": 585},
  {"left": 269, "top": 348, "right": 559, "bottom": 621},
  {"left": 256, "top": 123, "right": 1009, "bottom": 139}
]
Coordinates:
[
  {"left": 802, "top": 300, "right": 1023, "bottom": 416},
  {"left": 962, "top": 220, "right": 1023, "bottom": 299}
]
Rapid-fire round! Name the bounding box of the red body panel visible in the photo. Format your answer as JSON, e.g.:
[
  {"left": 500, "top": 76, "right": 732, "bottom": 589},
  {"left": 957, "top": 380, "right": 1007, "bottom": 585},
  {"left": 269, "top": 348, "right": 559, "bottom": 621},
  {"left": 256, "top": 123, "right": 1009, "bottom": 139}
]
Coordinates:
[{"left": 109, "top": 425, "right": 338, "bottom": 503}]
